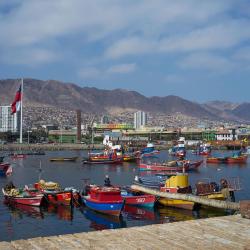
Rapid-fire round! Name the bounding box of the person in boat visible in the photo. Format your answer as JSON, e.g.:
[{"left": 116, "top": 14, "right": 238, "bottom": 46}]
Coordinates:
[{"left": 104, "top": 175, "right": 112, "bottom": 187}]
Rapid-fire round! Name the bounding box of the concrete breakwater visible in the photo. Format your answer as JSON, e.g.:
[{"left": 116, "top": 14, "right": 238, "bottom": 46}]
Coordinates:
[
  {"left": 0, "top": 215, "right": 249, "bottom": 249},
  {"left": 0, "top": 143, "right": 105, "bottom": 151},
  {"left": 0, "top": 143, "right": 172, "bottom": 152},
  {"left": 0, "top": 143, "right": 230, "bottom": 152}
]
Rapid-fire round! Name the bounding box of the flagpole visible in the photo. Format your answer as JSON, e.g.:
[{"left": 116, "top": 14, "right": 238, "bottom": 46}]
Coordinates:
[{"left": 20, "top": 78, "right": 23, "bottom": 144}]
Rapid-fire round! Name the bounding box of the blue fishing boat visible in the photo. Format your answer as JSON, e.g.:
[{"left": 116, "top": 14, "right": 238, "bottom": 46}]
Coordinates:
[
  {"left": 82, "top": 186, "right": 124, "bottom": 216},
  {"left": 140, "top": 143, "right": 160, "bottom": 158}
]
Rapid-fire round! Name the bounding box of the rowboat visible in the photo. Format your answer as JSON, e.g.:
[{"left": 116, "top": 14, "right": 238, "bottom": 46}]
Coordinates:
[
  {"left": 82, "top": 186, "right": 124, "bottom": 216},
  {"left": 2, "top": 187, "right": 44, "bottom": 207},
  {"left": 121, "top": 187, "right": 155, "bottom": 207},
  {"left": 49, "top": 157, "right": 78, "bottom": 162}
]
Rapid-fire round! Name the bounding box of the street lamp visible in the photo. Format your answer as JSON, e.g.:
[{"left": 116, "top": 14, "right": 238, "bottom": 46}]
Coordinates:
[{"left": 27, "top": 130, "right": 32, "bottom": 144}]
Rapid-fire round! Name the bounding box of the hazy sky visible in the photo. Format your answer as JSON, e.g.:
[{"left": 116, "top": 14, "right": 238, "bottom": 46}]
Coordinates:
[{"left": 0, "top": 0, "right": 250, "bottom": 103}]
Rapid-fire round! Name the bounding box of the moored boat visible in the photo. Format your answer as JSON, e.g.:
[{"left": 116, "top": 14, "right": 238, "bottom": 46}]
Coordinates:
[
  {"left": 0, "top": 162, "right": 12, "bottom": 176},
  {"left": 140, "top": 143, "right": 160, "bottom": 158},
  {"left": 11, "top": 154, "right": 26, "bottom": 159},
  {"left": 121, "top": 187, "right": 155, "bottom": 207},
  {"left": 207, "top": 155, "right": 247, "bottom": 164},
  {"left": 49, "top": 157, "right": 78, "bottom": 162},
  {"left": 83, "top": 158, "right": 122, "bottom": 164},
  {"left": 168, "top": 137, "right": 186, "bottom": 158},
  {"left": 33, "top": 180, "right": 81, "bottom": 206},
  {"left": 138, "top": 160, "right": 202, "bottom": 172},
  {"left": 82, "top": 186, "right": 124, "bottom": 216},
  {"left": 158, "top": 174, "right": 194, "bottom": 210},
  {"left": 2, "top": 183, "right": 44, "bottom": 207}
]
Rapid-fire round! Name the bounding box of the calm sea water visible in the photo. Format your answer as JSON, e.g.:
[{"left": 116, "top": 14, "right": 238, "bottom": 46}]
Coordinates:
[{"left": 0, "top": 150, "right": 249, "bottom": 241}]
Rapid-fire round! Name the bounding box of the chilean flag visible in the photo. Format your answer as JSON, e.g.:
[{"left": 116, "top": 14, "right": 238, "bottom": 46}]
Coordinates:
[{"left": 11, "top": 85, "right": 22, "bottom": 114}]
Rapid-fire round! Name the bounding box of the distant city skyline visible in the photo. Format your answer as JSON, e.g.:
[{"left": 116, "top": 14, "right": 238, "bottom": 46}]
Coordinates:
[{"left": 0, "top": 1, "right": 250, "bottom": 102}]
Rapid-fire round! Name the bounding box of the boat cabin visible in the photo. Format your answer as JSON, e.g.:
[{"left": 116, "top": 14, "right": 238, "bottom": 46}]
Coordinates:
[{"left": 89, "top": 186, "right": 123, "bottom": 202}]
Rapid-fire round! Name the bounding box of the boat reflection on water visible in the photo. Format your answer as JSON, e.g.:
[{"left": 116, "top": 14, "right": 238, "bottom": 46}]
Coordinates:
[
  {"left": 43, "top": 204, "right": 74, "bottom": 221},
  {"left": 157, "top": 206, "right": 199, "bottom": 223},
  {"left": 122, "top": 204, "right": 156, "bottom": 221},
  {"left": 83, "top": 208, "right": 126, "bottom": 230},
  {"left": 4, "top": 201, "right": 44, "bottom": 219}
]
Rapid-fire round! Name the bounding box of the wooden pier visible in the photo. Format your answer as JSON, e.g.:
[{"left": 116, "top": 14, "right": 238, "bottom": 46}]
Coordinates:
[{"left": 1, "top": 215, "right": 249, "bottom": 249}]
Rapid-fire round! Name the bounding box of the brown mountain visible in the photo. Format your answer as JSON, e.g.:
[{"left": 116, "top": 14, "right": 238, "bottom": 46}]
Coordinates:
[
  {"left": 0, "top": 78, "right": 229, "bottom": 120},
  {"left": 232, "top": 103, "right": 250, "bottom": 121}
]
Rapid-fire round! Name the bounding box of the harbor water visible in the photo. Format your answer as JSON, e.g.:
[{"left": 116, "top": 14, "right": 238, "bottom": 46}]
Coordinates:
[{"left": 0, "top": 150, "right": 249, "bottom": 241}]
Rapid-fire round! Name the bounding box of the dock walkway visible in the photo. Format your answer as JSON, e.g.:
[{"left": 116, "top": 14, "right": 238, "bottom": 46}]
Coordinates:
[{"left": 1, "top": 215, "right": 250, "bottom": 250}]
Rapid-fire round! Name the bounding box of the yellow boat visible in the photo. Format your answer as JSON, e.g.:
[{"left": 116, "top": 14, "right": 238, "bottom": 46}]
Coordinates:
[
  {"left": 158, "top": 174, "right": 194, "bottom": 210},
  {"left": 157, "top": 175, "right": 232, "bottom": 210}
]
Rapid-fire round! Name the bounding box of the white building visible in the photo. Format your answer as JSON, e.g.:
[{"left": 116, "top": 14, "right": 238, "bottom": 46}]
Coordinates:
[
  {"left": 215, "top": 129, "right": 238, "bottom": 141},
  {"left": 134, "top": 111, "right": 147, "bottom": 129},
  {"left": 0, "top": 106, "right": 18, "bottom": 132}
]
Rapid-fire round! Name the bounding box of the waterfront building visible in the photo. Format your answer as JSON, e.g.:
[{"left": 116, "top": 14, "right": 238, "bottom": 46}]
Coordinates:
[
  {"left": 134, "top": 111, "right": 147, "bottom": 129},
  {"left": 0, "top": 105, "right": 18, "bottom": 132},
  {"left": 215, "top": 130, "right": 237, "bottom": 141}
]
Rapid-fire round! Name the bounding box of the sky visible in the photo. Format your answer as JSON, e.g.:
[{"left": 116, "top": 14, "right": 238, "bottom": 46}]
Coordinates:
[{"left": 0, "top": 0, "right": 250, "bottom": 103}]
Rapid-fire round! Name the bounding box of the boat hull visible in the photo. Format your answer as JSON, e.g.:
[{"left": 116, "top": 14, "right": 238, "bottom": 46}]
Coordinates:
[
  {"left": 83, "top": 197, "right": 124, "bottom": 216},
  {"left": 158, "top": 198, "right": 194, "bottom": 210},
  {"left": 122, "top": 194, "right": 155, "bottom": 208},
  {"left": 2, "top": 189, "right": 43, "bottom": 207}
]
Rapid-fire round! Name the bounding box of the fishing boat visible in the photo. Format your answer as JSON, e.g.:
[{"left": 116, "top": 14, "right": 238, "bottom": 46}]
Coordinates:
[
  {"left": 82, "top": 185, "right": 124, "bottom": 216},
  {"left": 122, "top": 153, "right": 136, "bottom": 162},
  {"left": 121, "top": 187, "right": 155, "bottom": 207},
  {"left": 168, "top": 137, "right": 186, "bottom": 158},
  {"left": 225, "top": 155, "right": 247, "bottom": 164},
  {"left": 138, "top": 160, "right": 203, "bottom": 172},
  {"left": 192, "top": 143, "right": 211, "bottom": 156},
  {"left": 83, "top": 158, "right": 122, "bottom": 164},
  {"left": 33, "top": 180, "right": 81, "bottom": 206},
  {"left": 2, "top": 183, "right": 44, "bottom": 207},
  {"left": 206, "top": 154, "right": 247, "bottom": 164},
  {"left": 11, "top": 154, "right": 26, "bottom": 159},
  {"left": 49, "top": 156, "right": 78, "bottom": 162},
  {"left": 140, "top": 143, "right": 160, "bottom": 158},
  {"left": 0, "top": 162, "right": 12, "bottom": 176}
]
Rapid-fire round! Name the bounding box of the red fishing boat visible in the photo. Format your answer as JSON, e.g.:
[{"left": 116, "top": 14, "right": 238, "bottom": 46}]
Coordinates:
[
  {"left": 121, "top": 188, "right": 155, "bottom": 207},
  {"left": 226, "top": 155, "right": 247, "bottom": 164},
  {"left": 138, "top": 160, "right": 202, "bottom": 172},
  {"left": 207, "top": 155, "right": 247, "bottom": 164},
  {"left": 2, "top": 184, "right": 44, "bottom": 207},
  {"left": 11, "top": 154, "right": 26, "bottom": 159},
  {"left": 33, "top": 180, "right": 80, "bottom": 206}
]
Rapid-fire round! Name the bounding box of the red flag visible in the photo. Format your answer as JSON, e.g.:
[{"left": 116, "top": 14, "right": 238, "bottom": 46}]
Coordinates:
[{"left": 11, "top": 85, "right": 22, "bottom": 114}]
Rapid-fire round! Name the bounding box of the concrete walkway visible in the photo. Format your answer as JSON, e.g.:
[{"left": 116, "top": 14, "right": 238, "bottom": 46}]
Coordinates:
[{"left": 0, "top": 215, "right": 250, "bottom": 250}]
